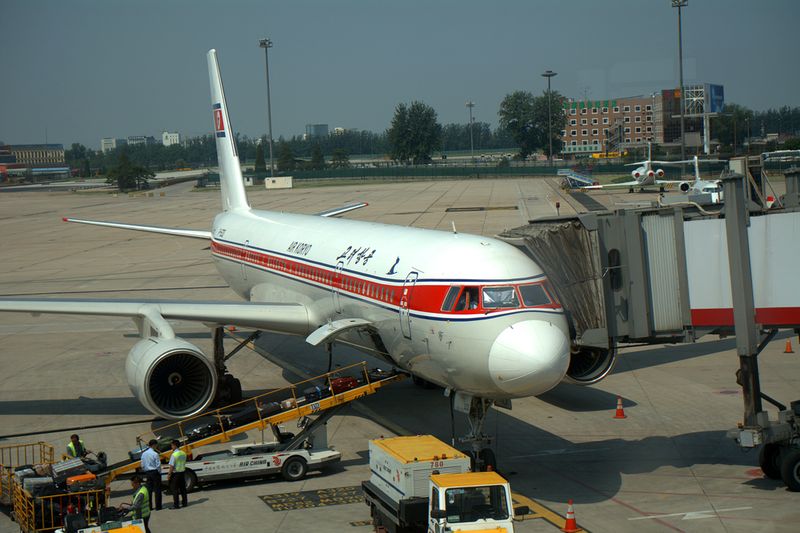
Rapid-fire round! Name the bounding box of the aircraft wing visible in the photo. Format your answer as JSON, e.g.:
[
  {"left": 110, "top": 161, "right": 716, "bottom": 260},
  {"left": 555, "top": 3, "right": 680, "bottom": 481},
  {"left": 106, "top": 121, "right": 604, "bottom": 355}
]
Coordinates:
[
  {"left": 582, "top": 180, "right": 640, "bottom": 190},
  {"left": 63, "top": 217, "right": 212, "bottom": 240},
  {"left": 314, "top": 202, "right": 368, "bottom": 218},
  {"left": 0, "top": 298, "right": 310, "bottom": 336}
]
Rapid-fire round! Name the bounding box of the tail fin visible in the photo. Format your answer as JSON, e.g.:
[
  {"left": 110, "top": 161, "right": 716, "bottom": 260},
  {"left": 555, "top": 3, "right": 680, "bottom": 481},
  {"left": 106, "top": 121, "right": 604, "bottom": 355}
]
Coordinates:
[{"left": 207, "top": 49, "right": 250, "bottom": 212}]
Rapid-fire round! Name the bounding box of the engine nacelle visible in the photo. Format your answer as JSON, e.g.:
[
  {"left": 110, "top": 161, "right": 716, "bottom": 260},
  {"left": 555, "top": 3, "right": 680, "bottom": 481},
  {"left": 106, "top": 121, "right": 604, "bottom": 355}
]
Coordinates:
[
  {"left": 656, "top": 168, "right": 664, "bottom": 178},
  {"left": 562, "top": 345, "right": 617, "bottom": 385},
  {"left": 126, "top": 337, "right": 217, "bottom": 419},
  {"left": 679, "top": 182, "right": 691, "bottom": 193},
  {"left": 647, "top": 170, "right": 655, "bottom": 178},
  {"left": 632, "top": 171, "right": 641, "bottom": 179}
]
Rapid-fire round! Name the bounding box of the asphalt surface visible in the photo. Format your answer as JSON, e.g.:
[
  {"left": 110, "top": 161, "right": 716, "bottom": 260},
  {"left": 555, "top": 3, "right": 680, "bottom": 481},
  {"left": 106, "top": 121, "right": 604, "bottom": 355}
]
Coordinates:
[{"left": 0, "top": 177, "right": 797, "bottom": 532}]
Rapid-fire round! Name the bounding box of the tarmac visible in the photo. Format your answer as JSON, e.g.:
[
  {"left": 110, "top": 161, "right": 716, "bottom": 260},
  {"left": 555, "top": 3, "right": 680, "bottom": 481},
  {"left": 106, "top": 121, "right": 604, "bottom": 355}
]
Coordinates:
[{"left": 0, "top": 176, "right": 798, "bottom": 532}]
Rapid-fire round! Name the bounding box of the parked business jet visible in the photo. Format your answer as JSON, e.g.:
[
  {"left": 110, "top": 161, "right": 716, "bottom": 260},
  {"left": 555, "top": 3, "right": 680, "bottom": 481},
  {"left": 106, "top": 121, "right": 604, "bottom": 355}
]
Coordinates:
[
  {"left": 584, "top": 143, "right": 721, "bottom": 193},
  {"left": 0, "top": 50, "right": 614, "bottom": 456}
]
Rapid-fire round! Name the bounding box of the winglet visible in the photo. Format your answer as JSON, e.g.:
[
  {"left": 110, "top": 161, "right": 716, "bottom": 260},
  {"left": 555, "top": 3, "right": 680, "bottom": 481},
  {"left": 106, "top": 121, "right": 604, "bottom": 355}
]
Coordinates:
[{"left": 207, "top": 49, "right": 250, "bottom": 212}]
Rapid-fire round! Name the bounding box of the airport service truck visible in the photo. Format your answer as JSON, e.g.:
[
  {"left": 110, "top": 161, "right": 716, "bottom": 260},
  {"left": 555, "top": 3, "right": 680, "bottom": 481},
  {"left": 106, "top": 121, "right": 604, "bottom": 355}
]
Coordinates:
[{"left": 362, "top": 435, "right": 526, "bottom": 533}]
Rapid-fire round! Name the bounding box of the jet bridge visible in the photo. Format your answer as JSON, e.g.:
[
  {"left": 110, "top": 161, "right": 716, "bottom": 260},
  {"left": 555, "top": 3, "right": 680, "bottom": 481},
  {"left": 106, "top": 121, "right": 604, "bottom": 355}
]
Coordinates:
[
  {"left": 499, "top": 168, "right": 800, "bottom": 349},
  {"left": 498, "top": 167, "right": 800, "bottom": 490}
]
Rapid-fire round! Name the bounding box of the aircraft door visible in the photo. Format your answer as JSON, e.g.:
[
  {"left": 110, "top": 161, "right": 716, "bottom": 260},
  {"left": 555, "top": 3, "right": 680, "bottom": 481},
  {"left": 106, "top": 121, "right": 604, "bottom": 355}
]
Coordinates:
[
  {"left": 241, "top": 239, "right": 249, "bottom": 280},
  {"left": 399, "top": 271, "right": 418, "bottom": 339},
  {"left": 333, "top": 261, "right": 344, "bottom": 313}
]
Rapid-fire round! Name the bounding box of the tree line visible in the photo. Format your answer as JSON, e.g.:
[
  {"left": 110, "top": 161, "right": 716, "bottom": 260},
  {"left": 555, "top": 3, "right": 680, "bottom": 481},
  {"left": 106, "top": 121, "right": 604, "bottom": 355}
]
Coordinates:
[{"left": 66, "top": 98, "right": 800, "bottom": 181}]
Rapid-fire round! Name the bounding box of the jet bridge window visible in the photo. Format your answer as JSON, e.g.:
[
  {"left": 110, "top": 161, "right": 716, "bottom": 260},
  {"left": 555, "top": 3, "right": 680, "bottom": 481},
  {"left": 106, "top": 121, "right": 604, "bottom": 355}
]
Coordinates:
[
  {"left": 482, "top": 286, "right": 520, "bottom": 309},
  {"left": 518, "top": 283, "right": 551, "bottom": 307}
]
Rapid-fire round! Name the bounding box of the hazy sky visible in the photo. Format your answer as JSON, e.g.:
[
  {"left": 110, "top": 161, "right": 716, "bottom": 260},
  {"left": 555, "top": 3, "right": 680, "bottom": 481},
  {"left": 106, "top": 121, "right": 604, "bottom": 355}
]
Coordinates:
[{"left": 2, "top": 0, "right": 798, "bottom": 149}]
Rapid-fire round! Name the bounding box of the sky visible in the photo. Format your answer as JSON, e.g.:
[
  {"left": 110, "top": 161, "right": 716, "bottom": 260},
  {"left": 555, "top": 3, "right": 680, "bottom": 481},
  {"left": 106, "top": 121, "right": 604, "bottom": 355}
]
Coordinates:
[{"left": 2, "top": 0, "right": 798, "bottom": 149}]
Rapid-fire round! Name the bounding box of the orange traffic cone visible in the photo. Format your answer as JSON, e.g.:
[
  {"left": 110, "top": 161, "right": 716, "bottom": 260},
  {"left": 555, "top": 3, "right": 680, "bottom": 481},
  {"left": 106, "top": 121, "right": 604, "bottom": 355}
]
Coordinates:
[
  {"left": 562, "top": 499, "right": 580, "bottom": 533},
  {"left": 613, "top": 396, "right": 627, "bottom": 419},
  {"left": 785, "top": 340, "right": 795, "bottom": 354}
]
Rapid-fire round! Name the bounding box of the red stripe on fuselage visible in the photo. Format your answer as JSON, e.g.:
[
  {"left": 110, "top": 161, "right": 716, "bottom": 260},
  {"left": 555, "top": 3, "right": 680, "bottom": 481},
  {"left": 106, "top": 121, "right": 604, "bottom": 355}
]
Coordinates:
[{"left": 210, "top": 240, "right": 560, "bottom": 316}]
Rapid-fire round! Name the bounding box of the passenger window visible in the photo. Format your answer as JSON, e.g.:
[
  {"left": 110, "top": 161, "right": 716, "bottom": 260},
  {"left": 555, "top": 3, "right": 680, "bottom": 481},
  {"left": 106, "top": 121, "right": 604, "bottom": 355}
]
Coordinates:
[
  {"left": 441, "top": 287, "right": 460, "bottom": 311},
  {"left": 519, "top": 284, "right": 551, "bottom": 307},
  {"left": 454, "top": 287, "right": 480, "bottom": 311},
  {"left": 482, "top": 286, "right": 520, "bottom": 309}
]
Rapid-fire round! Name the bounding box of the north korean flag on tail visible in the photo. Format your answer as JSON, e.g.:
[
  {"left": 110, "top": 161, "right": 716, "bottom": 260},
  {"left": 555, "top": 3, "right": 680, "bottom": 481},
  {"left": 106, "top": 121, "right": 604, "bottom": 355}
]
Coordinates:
[{"left": 213, "top": 103, "right": 225, "bottom": 137}]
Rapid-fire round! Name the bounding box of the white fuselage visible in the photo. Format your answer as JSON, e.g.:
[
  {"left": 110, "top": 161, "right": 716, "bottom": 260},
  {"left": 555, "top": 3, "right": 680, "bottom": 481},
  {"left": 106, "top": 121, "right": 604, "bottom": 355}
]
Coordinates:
[{"left": 209, "top": 209, "right": 571, "bottom": 400}]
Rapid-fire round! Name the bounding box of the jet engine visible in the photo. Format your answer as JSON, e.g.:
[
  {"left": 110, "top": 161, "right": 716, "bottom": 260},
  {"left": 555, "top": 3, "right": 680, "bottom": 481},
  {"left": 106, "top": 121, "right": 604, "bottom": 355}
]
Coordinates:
[
  {"left": 679, "top": 182, "right": 691, "bottom": 193},
  {"left": 647, "top": 170, "right": 655, "bottom": 178},
  {"left": 656, "top": 169, "right": 665, "bottom": 178},
  {"left": 632, "top": 171, "right": 641, "bottom": 179},
  {"left": 562, "top": 345, "right": 617, "bottom": 385},
  {"left": 126, "top": 337, "right": 217, "bottom": 419}
]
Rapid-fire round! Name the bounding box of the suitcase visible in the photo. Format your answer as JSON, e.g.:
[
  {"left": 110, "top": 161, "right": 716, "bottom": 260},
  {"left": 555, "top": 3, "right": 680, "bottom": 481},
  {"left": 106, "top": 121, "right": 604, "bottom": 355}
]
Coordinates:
[
  {"left": 280, "top": 398, "right": 297, "bottom": 410},
  {"left": 330, "top": 376, "right": 360, "bottom": 394},
  {"left": 67, "top": 472, "right": 97, "bottom": 492},
  {"left": 302, "top": 386, "right": 323, "bottom": 402},
  {"left": 23, "top": 476, "right": 54, "bottom": 492},
  {"left": 52, "top": 458, "right": 88, "bottom": 483},
  {"left": 13, "top": 468, "right": 35, "bottom": 483},
  {"left": 261, "top": 401, "right": 281, "bottom": 416}
]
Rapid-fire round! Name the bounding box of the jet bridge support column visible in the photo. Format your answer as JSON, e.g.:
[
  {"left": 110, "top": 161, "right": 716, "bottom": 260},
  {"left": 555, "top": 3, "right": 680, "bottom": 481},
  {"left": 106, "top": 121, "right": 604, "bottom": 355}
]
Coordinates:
[
  {"left": 723, "top": 172, "right": 800, "bottom": 491},
  {"left": 721, "top": 173, "right": 763, "bottom": 426},
  {"left": 784, "top": 166, "right": 800, "bottom": 208}
]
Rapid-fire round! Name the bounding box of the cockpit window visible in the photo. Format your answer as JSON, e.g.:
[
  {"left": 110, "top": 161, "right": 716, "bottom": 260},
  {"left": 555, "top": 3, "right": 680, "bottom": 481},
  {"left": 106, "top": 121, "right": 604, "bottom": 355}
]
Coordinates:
[
  {"left": 481, "top": 286, "right": 520, "bottom": 309},
  {"left": 454, "top": 287, "right": 480, "bottom": 311},
  {"left": 519, "top": 283, "right": 551, "bottom": 307},
  {"left": 442, "top": 286, "right": 460, "bottom": 311}
]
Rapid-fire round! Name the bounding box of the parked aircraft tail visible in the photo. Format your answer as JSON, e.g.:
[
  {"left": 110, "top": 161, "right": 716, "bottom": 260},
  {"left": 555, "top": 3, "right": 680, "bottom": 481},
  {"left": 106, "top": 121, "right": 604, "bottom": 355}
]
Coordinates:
[{"left": 207, "top": 49, "right": 250, "bottom": 212}]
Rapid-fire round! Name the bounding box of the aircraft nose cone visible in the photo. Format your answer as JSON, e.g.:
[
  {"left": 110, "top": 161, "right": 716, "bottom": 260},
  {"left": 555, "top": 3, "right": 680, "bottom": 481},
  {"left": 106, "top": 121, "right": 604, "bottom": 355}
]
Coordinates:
[{"left": 488, "top": 320, "right": 570, "bottom": 397}]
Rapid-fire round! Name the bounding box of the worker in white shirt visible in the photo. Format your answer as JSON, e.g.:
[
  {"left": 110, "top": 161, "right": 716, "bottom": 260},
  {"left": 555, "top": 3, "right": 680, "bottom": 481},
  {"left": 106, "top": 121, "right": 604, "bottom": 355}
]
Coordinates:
[{"left": 140, "top": 439, "right": 163, "bottom": 511}]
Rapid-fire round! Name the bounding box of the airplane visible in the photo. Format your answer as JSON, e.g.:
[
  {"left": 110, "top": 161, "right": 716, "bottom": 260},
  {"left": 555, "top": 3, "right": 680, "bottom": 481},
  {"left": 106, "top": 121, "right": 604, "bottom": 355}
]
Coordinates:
[
  {"left": 0, "top": 50, "right": 615, "bottom": 457},
  {"left": 674, "top": 155, "right": 726, "bottom": 203},
  {"left": 583, "top": 143, "right": 721, "bottom": 194}
]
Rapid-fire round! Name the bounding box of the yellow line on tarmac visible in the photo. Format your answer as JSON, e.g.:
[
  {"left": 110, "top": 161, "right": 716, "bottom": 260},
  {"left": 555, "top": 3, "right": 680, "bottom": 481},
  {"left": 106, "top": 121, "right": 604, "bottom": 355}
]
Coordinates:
[{"left": 512, "top": 492, "right": 586, "bottom": 532}]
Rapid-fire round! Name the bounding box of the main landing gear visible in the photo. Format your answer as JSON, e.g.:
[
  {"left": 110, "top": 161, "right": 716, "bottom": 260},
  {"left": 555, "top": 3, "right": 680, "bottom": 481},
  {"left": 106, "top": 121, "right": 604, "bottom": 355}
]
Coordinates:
[
  {"left": 211, "top": 326, "right": 261, "bottom": 406},
  {"left": 449, "top": 392, "right": 499, "bottom": 472}
]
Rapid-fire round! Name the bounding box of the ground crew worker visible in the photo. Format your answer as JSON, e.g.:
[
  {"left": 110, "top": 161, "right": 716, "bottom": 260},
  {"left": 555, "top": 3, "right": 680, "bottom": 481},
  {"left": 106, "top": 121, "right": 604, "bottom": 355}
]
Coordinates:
[
  {"left": 66, "top": 434, "right": 90, "bottom": 459},
  {"left": 167, "top": 440, "right": 188, "bottom": 509},
  {"left": 140, "top": 439, "right": 163, "bottom": 511},
  {"left": 118, "top": 475, "right": 151, "bottom": 533}
]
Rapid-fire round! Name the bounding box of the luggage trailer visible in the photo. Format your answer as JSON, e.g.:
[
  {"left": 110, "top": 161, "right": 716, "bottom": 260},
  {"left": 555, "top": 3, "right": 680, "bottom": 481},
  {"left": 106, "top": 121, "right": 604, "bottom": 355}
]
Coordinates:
[{"left": 98, "top": 361, "right": 404, "bottom": 487}]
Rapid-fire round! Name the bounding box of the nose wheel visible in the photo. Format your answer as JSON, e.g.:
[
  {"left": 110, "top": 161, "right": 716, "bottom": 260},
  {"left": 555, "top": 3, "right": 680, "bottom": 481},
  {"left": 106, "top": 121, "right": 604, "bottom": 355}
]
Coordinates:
[{"left": 450, "top": 393, "right": 498, "bottom": 472}]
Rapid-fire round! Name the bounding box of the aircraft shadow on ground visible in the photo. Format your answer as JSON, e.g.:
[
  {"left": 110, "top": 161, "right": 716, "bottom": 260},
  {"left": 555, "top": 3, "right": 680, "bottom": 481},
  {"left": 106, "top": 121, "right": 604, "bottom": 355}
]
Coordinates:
[
  {"left": 253, "top": 333, "right": 773, "bottom": 505},
  {"left": 0, "top": 396, "right": 151, "bottom": 417}
]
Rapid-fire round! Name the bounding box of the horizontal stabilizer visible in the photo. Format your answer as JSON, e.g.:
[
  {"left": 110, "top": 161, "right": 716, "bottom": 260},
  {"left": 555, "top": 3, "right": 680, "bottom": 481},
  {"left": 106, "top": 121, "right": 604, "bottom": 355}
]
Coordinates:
[
  {"left": 63, "top": 217, "right": 212, "bottom": 240},
  {"left": 314, "top": 202, "right": 368, "bottom": 218}
]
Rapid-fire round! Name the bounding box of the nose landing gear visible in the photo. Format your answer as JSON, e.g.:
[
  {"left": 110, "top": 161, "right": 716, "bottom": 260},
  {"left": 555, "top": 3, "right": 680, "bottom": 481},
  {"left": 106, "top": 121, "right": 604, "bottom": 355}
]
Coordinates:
[{"left": 449, "top": 392, "right": 500, "bottom": 472}]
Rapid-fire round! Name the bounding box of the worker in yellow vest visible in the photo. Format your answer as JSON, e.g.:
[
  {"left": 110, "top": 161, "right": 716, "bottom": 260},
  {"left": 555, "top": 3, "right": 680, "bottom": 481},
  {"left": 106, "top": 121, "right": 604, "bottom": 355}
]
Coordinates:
[
  {"left": 168, "top": 439, "right": 188, "bottom": 509},
  {"left": 118, "top": 475, "right": 151, "bottom": 533},
  {"left": 66, "top": 434, "right": 91, "bottom": 459}
]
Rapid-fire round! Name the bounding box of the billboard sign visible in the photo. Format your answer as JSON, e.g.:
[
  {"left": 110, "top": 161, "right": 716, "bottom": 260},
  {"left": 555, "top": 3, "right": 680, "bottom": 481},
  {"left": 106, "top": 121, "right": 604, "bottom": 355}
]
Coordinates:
[{"left": 705, "top": 84, "right": 724, "bottom": 113}]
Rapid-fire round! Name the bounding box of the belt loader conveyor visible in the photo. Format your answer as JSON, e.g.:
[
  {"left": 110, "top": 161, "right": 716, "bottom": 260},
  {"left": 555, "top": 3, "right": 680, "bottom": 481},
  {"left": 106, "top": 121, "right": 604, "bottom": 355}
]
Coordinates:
[{"left": 99, "top": 361, "right": 403, "bottom": 485}]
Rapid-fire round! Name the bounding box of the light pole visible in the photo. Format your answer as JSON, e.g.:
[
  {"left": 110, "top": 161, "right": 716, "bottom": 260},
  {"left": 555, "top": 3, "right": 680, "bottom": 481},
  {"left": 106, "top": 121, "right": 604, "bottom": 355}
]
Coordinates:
[
  {"left": 466, "top": 101, "right": 475, "bottom": 163},
  {"left": 672, "top": 0, "right": 687, "bottom": 161},
  {"left": 258, "top": 38, "right": 275, "bottom": 177},
  {"left": 541, "top": 70, "right": 557, "bottom": 164}
]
